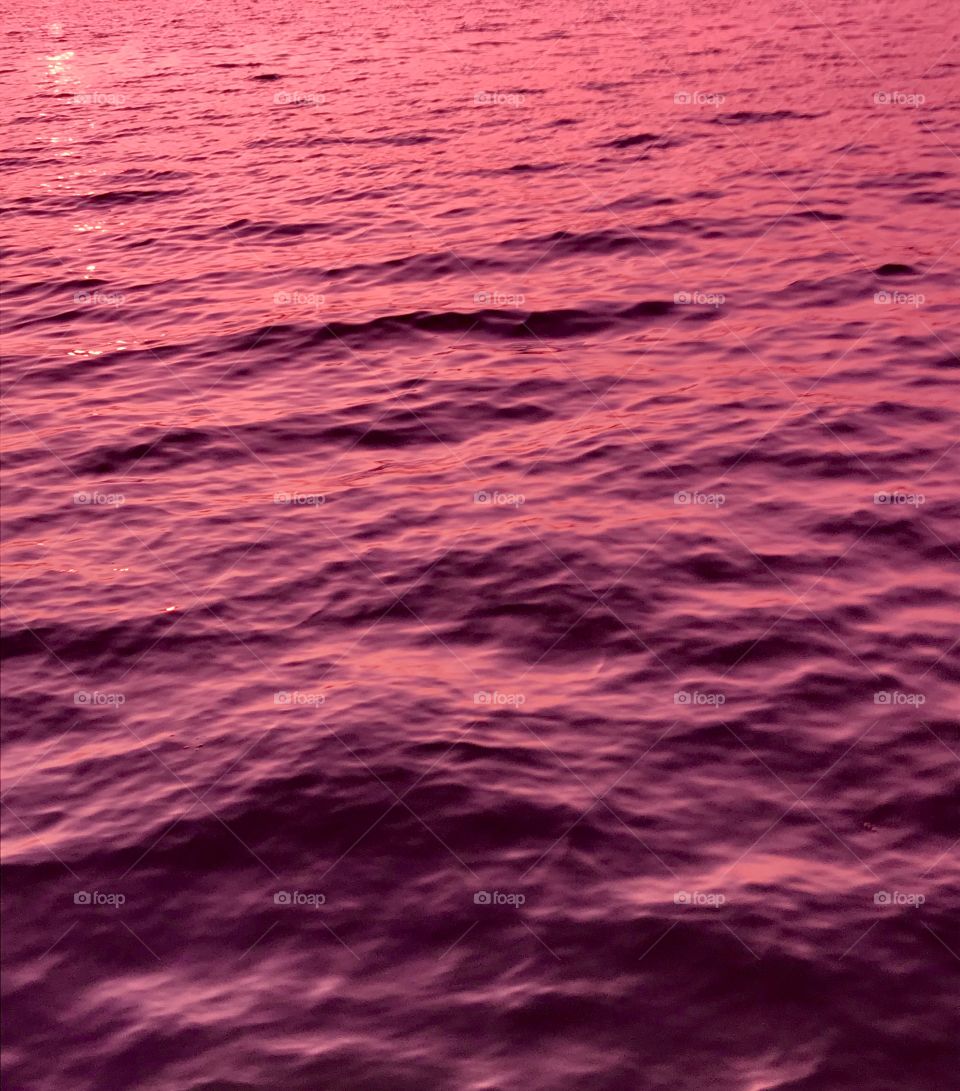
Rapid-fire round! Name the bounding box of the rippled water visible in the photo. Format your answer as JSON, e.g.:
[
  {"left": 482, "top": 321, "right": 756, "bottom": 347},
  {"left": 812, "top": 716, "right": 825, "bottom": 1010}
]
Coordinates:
[{"left": 2, "top": 1, "right": 959, "bottom": 1088}]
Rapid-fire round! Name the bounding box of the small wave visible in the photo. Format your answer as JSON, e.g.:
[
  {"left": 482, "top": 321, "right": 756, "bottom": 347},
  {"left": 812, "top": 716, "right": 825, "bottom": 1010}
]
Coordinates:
[
  {"left": 712, "top": 109, "right": 824, "bottom": 125},
  {"left": 602, "top": 132, "right": 677, "bottom": 150}
]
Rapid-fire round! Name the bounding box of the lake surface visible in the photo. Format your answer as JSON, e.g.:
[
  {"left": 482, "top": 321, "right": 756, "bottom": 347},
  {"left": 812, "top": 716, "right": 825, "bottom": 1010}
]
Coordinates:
[{"left": 2, "top": 1, "right": 959, "bottom": 1088}]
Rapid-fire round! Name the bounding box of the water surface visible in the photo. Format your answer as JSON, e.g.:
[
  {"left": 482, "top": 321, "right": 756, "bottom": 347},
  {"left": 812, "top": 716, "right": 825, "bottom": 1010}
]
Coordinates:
[{"left": 2, "top": 1, "right": 959, "bottom": 1088}]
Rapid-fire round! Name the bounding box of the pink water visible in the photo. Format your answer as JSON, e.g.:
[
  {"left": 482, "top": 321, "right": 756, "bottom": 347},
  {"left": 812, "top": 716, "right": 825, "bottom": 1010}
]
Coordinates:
[{"left": 2, "top": 2, "right": 959, "bottom": 1088}]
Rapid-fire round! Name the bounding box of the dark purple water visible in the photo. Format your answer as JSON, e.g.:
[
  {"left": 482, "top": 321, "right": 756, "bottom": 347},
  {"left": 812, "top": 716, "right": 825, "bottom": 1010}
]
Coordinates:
[{"left": 2, "top": 1, "right": 959, "bottom": 1087}]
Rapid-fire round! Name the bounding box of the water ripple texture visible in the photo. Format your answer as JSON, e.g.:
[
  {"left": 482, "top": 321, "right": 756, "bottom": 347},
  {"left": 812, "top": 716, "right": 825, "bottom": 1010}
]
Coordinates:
[{"left": 2, "top": 1, "right": 959, "bottom": 1089}]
